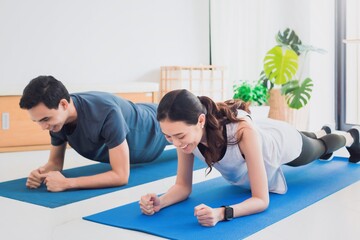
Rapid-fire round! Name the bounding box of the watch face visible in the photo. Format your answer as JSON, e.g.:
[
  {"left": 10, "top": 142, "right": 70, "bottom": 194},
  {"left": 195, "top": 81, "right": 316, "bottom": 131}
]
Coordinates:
[{"left": 225, "top": 206, "right": 233, "bottom": 220}]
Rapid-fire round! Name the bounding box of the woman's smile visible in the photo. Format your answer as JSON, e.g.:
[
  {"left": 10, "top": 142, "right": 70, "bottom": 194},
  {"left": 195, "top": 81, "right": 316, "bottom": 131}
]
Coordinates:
[{"left": 180, "top": 144, "right": 189, "bottom": 149}]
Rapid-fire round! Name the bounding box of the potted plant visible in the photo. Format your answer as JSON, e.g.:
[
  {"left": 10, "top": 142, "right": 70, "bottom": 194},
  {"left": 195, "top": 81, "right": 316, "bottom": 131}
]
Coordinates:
[
  {"left": 259, "top": 28, "right": 325, "bottom": 128},
  {"left": 233, "top": 80, "right": 270, "bottom": 119}
]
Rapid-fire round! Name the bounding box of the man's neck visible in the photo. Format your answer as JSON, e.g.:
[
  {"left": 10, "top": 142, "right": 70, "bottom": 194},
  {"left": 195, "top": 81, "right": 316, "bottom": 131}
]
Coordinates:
[{"left": 65, "top": 98, "right": 78, "bottom": 125}]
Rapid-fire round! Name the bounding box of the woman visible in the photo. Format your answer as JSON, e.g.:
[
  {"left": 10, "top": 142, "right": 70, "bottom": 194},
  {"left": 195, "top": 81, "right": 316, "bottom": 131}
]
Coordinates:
[{"left": 139, "top": 89, "right": 360, "bottom": 227}]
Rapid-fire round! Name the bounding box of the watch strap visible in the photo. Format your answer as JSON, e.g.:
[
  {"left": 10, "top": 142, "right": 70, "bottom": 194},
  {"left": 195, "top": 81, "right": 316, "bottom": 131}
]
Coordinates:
[{"left": 221, "top": 205, "right": 234, "bottom": 221}]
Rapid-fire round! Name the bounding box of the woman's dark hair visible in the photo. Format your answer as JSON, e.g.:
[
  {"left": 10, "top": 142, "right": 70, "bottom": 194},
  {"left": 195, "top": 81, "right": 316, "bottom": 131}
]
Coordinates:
[
  {"left": 19, "top": 76, "right": 70, "bottom": 109},
  {"left": 157, "top": 89, "right": 249, "bottom": 173}
]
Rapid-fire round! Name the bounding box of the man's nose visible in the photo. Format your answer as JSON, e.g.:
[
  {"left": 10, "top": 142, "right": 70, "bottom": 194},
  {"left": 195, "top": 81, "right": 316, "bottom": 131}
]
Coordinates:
[{"left": 38, "top": 122, "right": 48, "bottom": 130}]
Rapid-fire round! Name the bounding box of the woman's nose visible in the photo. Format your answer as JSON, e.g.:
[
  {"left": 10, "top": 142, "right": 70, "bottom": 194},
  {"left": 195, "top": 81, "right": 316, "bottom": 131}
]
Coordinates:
[{"left": 172, "top": 138, "right": 182, "bottom": 147}]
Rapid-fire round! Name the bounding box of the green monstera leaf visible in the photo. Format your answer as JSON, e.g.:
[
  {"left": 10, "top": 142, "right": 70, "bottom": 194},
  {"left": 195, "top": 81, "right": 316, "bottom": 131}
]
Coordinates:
[
  {"left": 263, "top": 46, "right": 299, "bottom": 85},
  {"left": 258, "top": 70, "right": 273, "bottom": 90},
  {"left": 282, "top": 78, "right": 313, "bottom": 109},
  {"left": 276, "top": 28, "right": 302, "bottom": 55}
]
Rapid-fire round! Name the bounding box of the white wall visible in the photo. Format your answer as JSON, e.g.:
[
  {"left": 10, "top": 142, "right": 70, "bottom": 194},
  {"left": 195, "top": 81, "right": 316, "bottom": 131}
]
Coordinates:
[
  {"left": 0, "top": 0, "right": 209, "bottom": 93},
  {"left": 0, "top": 0, "right": 337, "bottom": 131}
]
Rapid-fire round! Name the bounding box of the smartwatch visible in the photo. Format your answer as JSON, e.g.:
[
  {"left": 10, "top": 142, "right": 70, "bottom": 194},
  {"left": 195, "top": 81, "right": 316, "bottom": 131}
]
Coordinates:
[{"left": 221, "top": 206, "right": 234, "bottom": 221}]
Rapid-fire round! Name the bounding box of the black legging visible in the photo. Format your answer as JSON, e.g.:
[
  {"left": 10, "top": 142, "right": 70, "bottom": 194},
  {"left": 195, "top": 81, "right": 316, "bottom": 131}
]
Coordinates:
[{"left": 286, "top": 131, "right": 346, "bottom": 167}]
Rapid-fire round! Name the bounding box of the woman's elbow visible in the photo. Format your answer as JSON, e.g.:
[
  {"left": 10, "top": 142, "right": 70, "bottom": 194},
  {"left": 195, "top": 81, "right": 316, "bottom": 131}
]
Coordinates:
[
  {"left": 254, "top": 195, "right": 270, "bottom": 212},
  {"left": 260, "top": 197, "right": 270, "bottom": 211},
  {"left": 182, "top": 189, "right": 192, "bottom": 200},
  {"left": 176, "top": 184, "right": 192, "bottom": 201},
  {"left": 262, "top": 199, "right": 270, "bottom": 211}
]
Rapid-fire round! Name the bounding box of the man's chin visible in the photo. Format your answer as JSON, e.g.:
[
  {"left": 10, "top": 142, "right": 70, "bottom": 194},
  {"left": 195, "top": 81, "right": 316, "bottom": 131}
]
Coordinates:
[{"left": 50, "top": 127, "right": 60, "bottom": 132}]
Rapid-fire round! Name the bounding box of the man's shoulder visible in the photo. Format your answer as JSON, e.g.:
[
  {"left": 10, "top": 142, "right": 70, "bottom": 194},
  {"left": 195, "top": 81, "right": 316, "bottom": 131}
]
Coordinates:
[
  {"left": 72, "top": 91, "right": 116, "bottom": 98},
  {"left": 72, "top": 91, "right": 127, "bottom": 103},
  {"left": 71, "top": 91, "right": 129, "bottom": 115}
]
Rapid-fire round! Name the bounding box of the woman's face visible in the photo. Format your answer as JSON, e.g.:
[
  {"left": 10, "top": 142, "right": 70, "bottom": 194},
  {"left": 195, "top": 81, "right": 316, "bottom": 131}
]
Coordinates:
[{"left": 160, "top": 115, "right": 205, "bottom": 154}]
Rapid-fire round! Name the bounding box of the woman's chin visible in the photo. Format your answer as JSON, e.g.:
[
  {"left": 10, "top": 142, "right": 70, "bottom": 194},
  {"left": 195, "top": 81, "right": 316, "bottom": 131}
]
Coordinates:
[{"left": 179, "top": 144, "right": 193, "bottom": 153}]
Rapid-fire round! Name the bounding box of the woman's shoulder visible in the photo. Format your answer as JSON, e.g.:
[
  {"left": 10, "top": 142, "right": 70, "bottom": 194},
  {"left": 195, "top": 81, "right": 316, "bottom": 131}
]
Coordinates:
[
  {"left": 225, "top": 115, "right": 255, "bottom": 142},
  {"left": 236, "top": 109, "right": 251, "bottom": 118}
]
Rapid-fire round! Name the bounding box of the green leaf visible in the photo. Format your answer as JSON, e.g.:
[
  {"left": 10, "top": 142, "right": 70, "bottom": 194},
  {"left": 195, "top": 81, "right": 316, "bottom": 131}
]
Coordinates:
[
  {"left": 283, "top": 78, "right": 313, "bottom": 109},
  {"left": 233, "top": 81, "right": 269, "bottom": 106},
  {"left": 296, "top": 44, "right": 327, "bottom": 54},
  {"left": 276, "top": 28, "right": 302, "bottom": 55},
  {"left": 258, "top": 71, "right": 273, "bottom": 90},
  {"left": 252, "top": 84, "right": 269, "bottom": 105},
  {"left": 263, "top": 46, "right": 298, "bottom": 85}
]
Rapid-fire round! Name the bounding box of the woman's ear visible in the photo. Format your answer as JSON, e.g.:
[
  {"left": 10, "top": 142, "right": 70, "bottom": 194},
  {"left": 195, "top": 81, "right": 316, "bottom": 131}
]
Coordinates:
[{"left": 198, "top": 113, "right": 206, "bottom": 128}]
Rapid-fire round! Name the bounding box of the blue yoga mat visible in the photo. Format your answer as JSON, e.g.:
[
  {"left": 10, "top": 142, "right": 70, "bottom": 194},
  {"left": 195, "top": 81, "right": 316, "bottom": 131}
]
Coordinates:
[
  {"left": 0, "top": 149, "right": 206, "bottom": 208},
  {"left": 84, "top": 157, "right": 360, "bottom": 240}
]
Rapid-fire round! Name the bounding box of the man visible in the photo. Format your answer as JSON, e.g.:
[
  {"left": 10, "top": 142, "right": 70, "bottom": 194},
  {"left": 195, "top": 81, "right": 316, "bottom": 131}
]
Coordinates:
[{"left": 20, "top": 75, "right": 169, "bottom": 192}]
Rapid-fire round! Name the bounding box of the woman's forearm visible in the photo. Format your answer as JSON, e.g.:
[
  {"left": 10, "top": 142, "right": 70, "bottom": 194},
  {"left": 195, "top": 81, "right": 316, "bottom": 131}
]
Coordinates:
[
  {"left": 231, "top": 196, "right": 269, "bottom": 219},
  {"left": 159, "top": 184, "right": 192, "bottom": 209}
]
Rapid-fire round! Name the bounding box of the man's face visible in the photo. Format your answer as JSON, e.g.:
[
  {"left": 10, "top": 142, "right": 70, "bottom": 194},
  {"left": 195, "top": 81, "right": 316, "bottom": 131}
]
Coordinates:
[{"left": 27, "top": 100, "right": 69, "bottom": 132}]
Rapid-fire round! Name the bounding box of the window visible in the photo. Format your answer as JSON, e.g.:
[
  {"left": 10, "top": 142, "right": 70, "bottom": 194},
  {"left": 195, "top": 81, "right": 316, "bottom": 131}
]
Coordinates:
[{"left": 336, "top": 0, "right": 360, "bottom": 130}]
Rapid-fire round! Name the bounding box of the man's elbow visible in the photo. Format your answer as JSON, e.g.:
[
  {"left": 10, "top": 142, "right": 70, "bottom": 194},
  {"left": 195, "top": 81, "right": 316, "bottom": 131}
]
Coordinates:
[{"left": 113, "top": 174, "right": 129, "bottom": 187}]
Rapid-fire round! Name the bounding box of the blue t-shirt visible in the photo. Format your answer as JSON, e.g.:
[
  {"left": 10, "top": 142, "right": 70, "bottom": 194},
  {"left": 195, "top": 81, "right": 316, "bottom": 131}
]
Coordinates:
[{"left": 50, "top": 91, "right": 169, "bottom": 164}]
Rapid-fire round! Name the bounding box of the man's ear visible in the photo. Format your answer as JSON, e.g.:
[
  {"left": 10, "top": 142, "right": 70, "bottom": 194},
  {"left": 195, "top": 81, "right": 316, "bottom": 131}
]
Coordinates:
[{"left": 59, "top": 99, "right": 69, "bottom": 109}]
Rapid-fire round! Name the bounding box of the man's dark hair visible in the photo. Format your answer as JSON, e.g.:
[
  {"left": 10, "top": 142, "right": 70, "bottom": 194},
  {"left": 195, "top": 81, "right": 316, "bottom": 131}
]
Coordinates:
[{"left": 19, "top": 76, "right": 70, "bottom": 109}]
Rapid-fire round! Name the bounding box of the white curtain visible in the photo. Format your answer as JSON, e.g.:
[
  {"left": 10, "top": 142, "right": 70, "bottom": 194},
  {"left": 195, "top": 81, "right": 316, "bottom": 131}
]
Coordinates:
[
  {"left": 210, "top": 0, "right": 336, "bottom": 131},
  {"left": 210, "top": 0, "right": 286, "bottom": 98}
]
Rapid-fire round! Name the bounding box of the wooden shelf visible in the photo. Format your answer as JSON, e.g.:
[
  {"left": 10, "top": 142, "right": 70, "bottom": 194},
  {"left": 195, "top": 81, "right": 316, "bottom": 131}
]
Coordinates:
[
  {"left": 343, "top": 39, "right": 360, "bottom": 44},
  {"left": 160, "top": 65, "right": 226, "bottom": 102}
]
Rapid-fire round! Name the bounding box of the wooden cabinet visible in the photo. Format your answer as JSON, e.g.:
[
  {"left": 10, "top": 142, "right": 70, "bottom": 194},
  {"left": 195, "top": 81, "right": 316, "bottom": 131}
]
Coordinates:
[
  {"left": 116, "top": 92, "right": 157, "bottom": 103},
  {"left": 0, "top": 91, "right": 157, "bottom": 152},
  {"left": 0, "top": 96, "right": 51, "bottom": 152}
]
